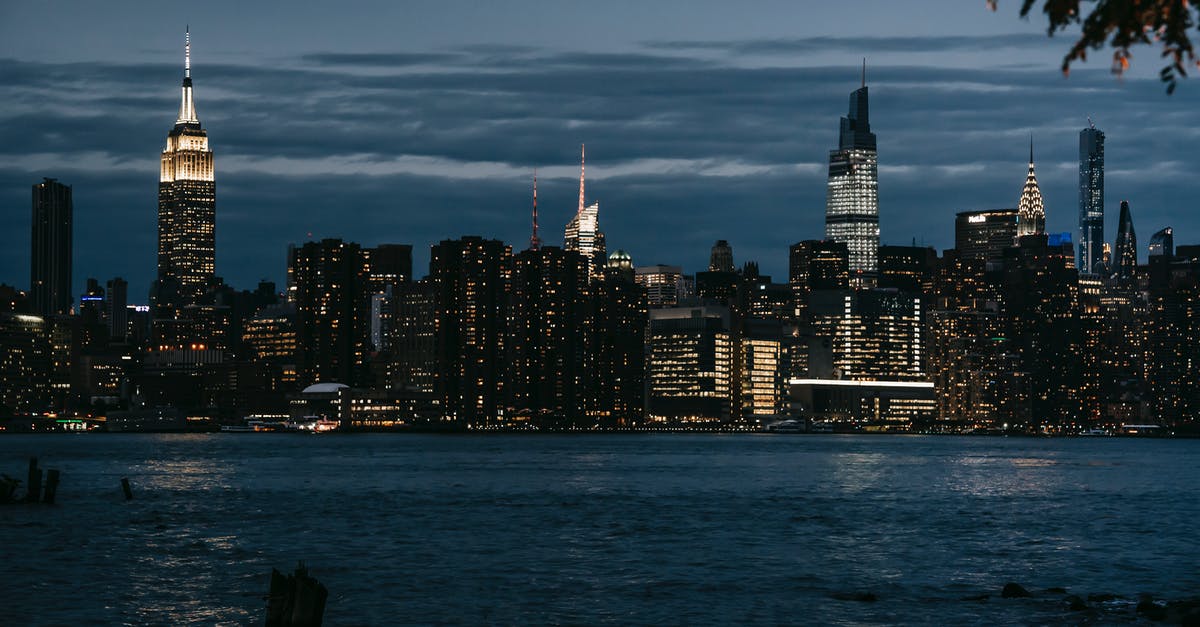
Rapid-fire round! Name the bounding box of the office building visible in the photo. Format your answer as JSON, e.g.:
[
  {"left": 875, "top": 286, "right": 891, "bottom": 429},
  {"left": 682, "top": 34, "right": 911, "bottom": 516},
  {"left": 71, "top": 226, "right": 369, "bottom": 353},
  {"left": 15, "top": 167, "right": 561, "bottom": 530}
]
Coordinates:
[
  {"left": 824, "top": 67, "right": 879, "bottom": 285},
  {"left": 157, "top": 30, "right": 216, "bottom": 306},
  {"left": 646, "top": 305, "right": 733, "bottom": 423},
  {"left": 563, "top": 145, "right": 606, "bottom": 276},
  {"left": 30, "top": 178, "right": 73, "bottom": 317},
  {"left": 954, "top": 209, "right": 1018, "bottom": 262}
]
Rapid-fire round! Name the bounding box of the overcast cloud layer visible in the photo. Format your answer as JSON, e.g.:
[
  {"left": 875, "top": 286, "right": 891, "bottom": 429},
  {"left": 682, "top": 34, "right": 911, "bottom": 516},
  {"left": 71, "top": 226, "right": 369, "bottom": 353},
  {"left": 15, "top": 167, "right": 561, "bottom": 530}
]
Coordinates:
[{"left": 2, "top": 3, "right": 1198, "bottom": 300}]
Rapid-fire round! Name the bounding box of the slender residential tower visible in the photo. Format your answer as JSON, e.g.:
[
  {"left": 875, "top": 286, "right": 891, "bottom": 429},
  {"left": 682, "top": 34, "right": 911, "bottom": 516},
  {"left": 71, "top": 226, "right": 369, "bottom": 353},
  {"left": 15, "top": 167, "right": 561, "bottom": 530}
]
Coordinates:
[
  {"left": 30, "top": 178, "right": 73, "bottom": 317},
  {"left": 529, "top": 170, "right": 541, "bottom": 250},
  {"left": 1016, "top": 138, "right": 1045, "bottom": 239},
  {"left": 157, "top": 28, "right": 215, "bottom": 306},
  {"left": 824, "top": 61, "right": 879, "bottom": 286},
  {"left": 1113, "top": 200, "right": 1137, "bottom": 283},
  {"left": 1078, "top": 121, "right": 1105, "bottom": 274}
]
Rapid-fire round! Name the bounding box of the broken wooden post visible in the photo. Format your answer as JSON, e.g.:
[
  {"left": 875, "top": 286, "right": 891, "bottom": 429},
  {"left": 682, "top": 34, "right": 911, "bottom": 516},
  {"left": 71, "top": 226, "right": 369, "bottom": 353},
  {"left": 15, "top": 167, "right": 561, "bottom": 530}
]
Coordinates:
[
  {"left": 121, "top": 477, "right": 133, "bottom": 501},
  {"left": 265, "top": 562, "right": 328, "bottom": 627},
  {"left": 25, "top": 457, "right": 42, "bottom": 503},
  {"left": 42, "top": 469, "right": 60, "bottom": 504}
]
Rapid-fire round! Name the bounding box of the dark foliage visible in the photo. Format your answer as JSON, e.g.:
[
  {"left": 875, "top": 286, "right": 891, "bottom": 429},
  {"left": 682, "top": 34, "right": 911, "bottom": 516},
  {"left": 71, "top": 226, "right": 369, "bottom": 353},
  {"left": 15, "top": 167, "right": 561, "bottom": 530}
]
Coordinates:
[{"left": 991, "top": 0, "right": 1197, "bottom": 93}]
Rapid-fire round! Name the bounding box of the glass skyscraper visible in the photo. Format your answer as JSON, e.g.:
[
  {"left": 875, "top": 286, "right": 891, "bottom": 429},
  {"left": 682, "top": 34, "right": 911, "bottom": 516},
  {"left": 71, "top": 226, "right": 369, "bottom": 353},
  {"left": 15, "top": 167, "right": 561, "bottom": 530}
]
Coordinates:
[
  {"left": 824, "top": 71, "right": 879, "bottom": 286},
  {"left": 1078, "top": 124, "right": 1105, "bottom": 274}
]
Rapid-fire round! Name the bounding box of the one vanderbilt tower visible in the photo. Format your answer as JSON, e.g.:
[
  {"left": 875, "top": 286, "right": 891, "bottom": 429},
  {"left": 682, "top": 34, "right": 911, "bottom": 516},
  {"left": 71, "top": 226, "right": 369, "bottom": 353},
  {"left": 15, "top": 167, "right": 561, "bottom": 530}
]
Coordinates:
[
  {"left": 157, "top": 29, "right": 215, "bottom": 307},
  {"left": 824, "top": 61, "right": 879, "bottom": 287}
]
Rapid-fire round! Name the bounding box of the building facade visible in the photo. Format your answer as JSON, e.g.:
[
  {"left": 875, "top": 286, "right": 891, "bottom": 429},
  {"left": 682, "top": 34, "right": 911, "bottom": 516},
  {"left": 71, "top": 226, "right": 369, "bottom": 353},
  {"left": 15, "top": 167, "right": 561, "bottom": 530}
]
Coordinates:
[
  {"left": 1078, "top": 124, "right": 1105, "bottom": 274},
  {"left": 824, "top": 73, "right": 879, "bottom": 285},
  {"left": 30, "top": 178, "right": 73, "bottom": 317}
]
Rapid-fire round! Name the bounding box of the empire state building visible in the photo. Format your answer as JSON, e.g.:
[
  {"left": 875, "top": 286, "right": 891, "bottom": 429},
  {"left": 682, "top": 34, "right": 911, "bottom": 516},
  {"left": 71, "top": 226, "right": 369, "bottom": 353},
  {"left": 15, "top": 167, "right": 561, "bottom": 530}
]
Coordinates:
[{"left": 156, "top": 29, "right": 215, "bottom": 307}]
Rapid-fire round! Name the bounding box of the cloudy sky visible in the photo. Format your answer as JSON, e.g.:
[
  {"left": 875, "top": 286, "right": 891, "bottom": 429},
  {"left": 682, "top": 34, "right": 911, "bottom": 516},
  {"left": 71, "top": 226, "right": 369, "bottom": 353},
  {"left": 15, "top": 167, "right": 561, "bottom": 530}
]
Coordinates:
[{"left": 2, "top": 0, "right": 1198, "bottom": 301}]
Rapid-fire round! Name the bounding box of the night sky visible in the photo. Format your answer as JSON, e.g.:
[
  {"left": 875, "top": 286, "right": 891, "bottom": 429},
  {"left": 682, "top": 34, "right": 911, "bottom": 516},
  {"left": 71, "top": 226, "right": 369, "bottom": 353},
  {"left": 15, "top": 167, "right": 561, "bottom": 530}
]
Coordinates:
[{"left": 2, "top": 1, "right": 1198, "bottom": 302}]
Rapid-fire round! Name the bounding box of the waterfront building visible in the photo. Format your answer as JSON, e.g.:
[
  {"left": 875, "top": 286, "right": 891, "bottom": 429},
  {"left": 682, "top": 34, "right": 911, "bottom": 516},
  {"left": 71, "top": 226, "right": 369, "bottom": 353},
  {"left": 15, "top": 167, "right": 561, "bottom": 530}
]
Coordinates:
[
  {"left": 429, "top": 236, "right": 512, "bottom": 426},
  {"left": 588, "top": 256, "right": 647, "bottom": 426},
  {"left": 808, "top": 289, "right": 924, "bottom": 382},
  {"left": 1016, "top": 141, "right": 1046, "bottom": 239},
  {"left": 290, "top": 239, "right": 370, "bottom": 389},
  {"left": 389, "top": 280, "right": 437, "bottom": 394},
  {"left": 738, "top": 318, "right": 786, "bottom": 422},
  {"left": 1079, "top": 123, "right": 1105, "bottom": 274},
  {"left": 954, "top": 209, "right": 1018, "bottom": 262},
  {"left": 926, "top": 308, "right": 1030, "bottom": 427},
  {"left": 789, "top": 378, "right": 936, "bottom": 427},
  {"left": 156, "top": 30, "right": 215, "bottom": 307},
  {"left": 824, "top": 66, "right": 879, "bottom": 285},
  {"left": 508, "top": 246, "right": 590, "bottom": 425},
  {"left": 30, "top": 178, "right": 73, "bottom": 317},
  {"left": 646, "top": 305, "right": 733, "bottom": 423},
  {"left": 0, "top": 313, "right": 50, "bottom": 413}
]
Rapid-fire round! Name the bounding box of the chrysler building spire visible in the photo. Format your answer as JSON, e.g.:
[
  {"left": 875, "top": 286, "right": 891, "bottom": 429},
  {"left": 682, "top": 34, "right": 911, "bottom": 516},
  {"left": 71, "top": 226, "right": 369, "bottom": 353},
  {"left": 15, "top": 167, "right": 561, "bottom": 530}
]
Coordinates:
[
  {"left": 177, "top": 28, "right": 199, "bottom": 125},
  {"left": 1017, "top": 136, "right": 1046, "bottom": 239}
]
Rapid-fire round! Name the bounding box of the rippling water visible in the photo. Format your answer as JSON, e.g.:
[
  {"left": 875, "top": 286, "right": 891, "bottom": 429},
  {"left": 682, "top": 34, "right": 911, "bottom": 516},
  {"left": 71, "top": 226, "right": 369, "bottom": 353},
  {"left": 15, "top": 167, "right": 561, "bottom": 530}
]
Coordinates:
[{"left": 1, "top": 434, "right": 1197, "bottom": 625}]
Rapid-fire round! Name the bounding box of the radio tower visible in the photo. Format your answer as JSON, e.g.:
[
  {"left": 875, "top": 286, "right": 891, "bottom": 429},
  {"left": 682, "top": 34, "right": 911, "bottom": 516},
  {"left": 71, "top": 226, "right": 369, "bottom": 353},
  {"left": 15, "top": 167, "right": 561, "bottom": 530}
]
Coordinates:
[{"left": 529, "top": 169, "right": 541, "bottom": 250}]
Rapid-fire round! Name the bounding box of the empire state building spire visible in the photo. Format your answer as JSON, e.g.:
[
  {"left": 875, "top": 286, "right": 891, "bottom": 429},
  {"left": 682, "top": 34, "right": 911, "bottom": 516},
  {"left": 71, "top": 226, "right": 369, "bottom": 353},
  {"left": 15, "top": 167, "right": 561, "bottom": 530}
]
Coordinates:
[{"left": 177, "top": 28, "right": 199, "bottom": 125}]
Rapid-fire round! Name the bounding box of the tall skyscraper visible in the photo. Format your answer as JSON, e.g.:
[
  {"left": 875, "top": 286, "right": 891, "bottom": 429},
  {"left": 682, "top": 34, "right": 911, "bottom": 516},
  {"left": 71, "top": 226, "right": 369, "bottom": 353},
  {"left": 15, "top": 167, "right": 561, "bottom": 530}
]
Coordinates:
[
  {"left": 429, "top": 236, "right": 512, "bottom": 426},
  {"left": 1078, "top": 123, "right": 1105, "bottom": 274},
  {"left": 635, "top": 265, "right": 686, "bottom": 307},
  {"left": 157, "top": 29, "right": 215, "bottom": 306},
  {"left": 564, "top": 145, "right": 606, "bottom": 275},
  {"left": 1113, "top": 200, "right": 1137, "bottom": 282},
  {"left": 1016, "top": 140, "right": 1046, "bottom": 239},
  {"left": 291, "top": 239, "right": 370, "bottom": 388},
  {"left": 789, "top": 240, "right": 849, "bottom": 319},
  {"left": 824, "top": 63, "right": 879, "bottom": 285},
  {"left": 955, "top": 209, "right": 1018, "bottom": 261},
  {"left": 30, "top": 178, "right": 73, "bottom": 317}
]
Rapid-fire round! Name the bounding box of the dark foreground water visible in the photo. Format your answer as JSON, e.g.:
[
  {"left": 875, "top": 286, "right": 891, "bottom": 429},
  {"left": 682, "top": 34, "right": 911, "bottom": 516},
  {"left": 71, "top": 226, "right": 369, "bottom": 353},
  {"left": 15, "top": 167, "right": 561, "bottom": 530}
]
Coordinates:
[{"left": 1, "top": 434, "right": 1197, "bottom": 626}]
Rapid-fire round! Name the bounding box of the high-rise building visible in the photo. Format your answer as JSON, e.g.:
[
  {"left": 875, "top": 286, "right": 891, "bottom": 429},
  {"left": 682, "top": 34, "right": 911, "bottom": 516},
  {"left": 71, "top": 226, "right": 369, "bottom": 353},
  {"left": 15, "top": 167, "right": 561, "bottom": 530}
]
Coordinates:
[
  {"left": 1149, "top": 227, "right": 1174, "bottom": 258},
  {"left": 389, "top": 279, "right": 437, "bottom": 394},
  {"left": 1079, "top": 123, "right": 1105, "bottom": 274},
  {"left": 955, "top": 209, "right": 1018, "bottom": 262},
  {"left": 589, "top": 257, "right": 647, "bottom": 427},
  {"left": 1016, "top": 140, "right": 1046, "bottom": 239},
  {"left": 709, "top": 240, "right": 734, "bottom": 272},
  {"left": 824, "top": 65, "right": 879, "bottom": 285},
  {"left": 291, "top": 239, "right": 370, "bottom": 388},
  {"left": 429, "top": 236, "right": 512, "bottom": 426},
  {"left": 0, "top": 313, "right": 50, "bottom": 413},
  {"left": 508, "top": 246, "right": 590, "bottom": 425},
  {"left": 635, "top": 265, "right": 686, "bottom": 307},
  {"left": 646, "top": 305, "right": 733, "bottom": 423},
  {"left": 106, "top": 278, "right": 128, "bottom": 341},
  {"left": 563, "top": 145, "right": 606, "bottom": 276},
  {"left": 878, "top": 245, "right": 938, "bottom": 294},
  {"left": 30, "top": 178, "right": 73, "bottom": 317},
  {"left": 809, "top": 289, "right": 925, "bottom": 382},
  {"left": 157, "top": 30, "right": 215, "bottom": 307},
  {"left": 1113, "top": 200, "right": 1138, "bottom": 283},
  {"left": 788, "top": 240, "right": 849, "bottom": 320}
]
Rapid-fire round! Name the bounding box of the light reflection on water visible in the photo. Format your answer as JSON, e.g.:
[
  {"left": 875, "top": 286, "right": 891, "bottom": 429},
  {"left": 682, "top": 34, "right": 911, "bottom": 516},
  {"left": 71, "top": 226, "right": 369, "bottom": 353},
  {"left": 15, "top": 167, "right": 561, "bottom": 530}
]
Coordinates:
[{"left": 1, "top": 434, "right": 1197, "bottom": 626}]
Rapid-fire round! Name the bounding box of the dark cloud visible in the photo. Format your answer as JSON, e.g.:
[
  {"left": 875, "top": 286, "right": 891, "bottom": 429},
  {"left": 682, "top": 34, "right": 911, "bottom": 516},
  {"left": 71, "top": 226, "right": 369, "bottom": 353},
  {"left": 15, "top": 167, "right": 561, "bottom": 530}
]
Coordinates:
[
  {"left": 643, "top": 33, "right": 1055, "bottom": 55},
  {"left": 1, "top": 41, "right": 1197, "bottom": 301}
]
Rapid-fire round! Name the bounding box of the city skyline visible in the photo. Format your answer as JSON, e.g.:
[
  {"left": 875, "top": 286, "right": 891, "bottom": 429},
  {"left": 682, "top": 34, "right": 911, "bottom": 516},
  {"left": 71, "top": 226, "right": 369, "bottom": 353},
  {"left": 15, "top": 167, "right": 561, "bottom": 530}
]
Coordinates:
[{"left": 2, "top": 3, "right": 1199, "bottom": 303}]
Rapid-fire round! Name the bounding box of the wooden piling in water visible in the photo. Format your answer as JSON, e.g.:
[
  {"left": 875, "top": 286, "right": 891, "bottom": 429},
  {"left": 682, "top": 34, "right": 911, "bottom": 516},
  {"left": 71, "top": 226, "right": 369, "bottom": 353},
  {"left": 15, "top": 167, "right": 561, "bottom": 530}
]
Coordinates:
[
  {"left": 121, "top": 477, "right": 133, "bottom": 501},
  {"left": 42, "top": 469, "right": 60, "bottom": 504},
  {"left": 265, "top": 562, "right": 328, "bottom": 627},
  {"left": 25, "top": 458, "right": 41, "bottom": 503}
]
